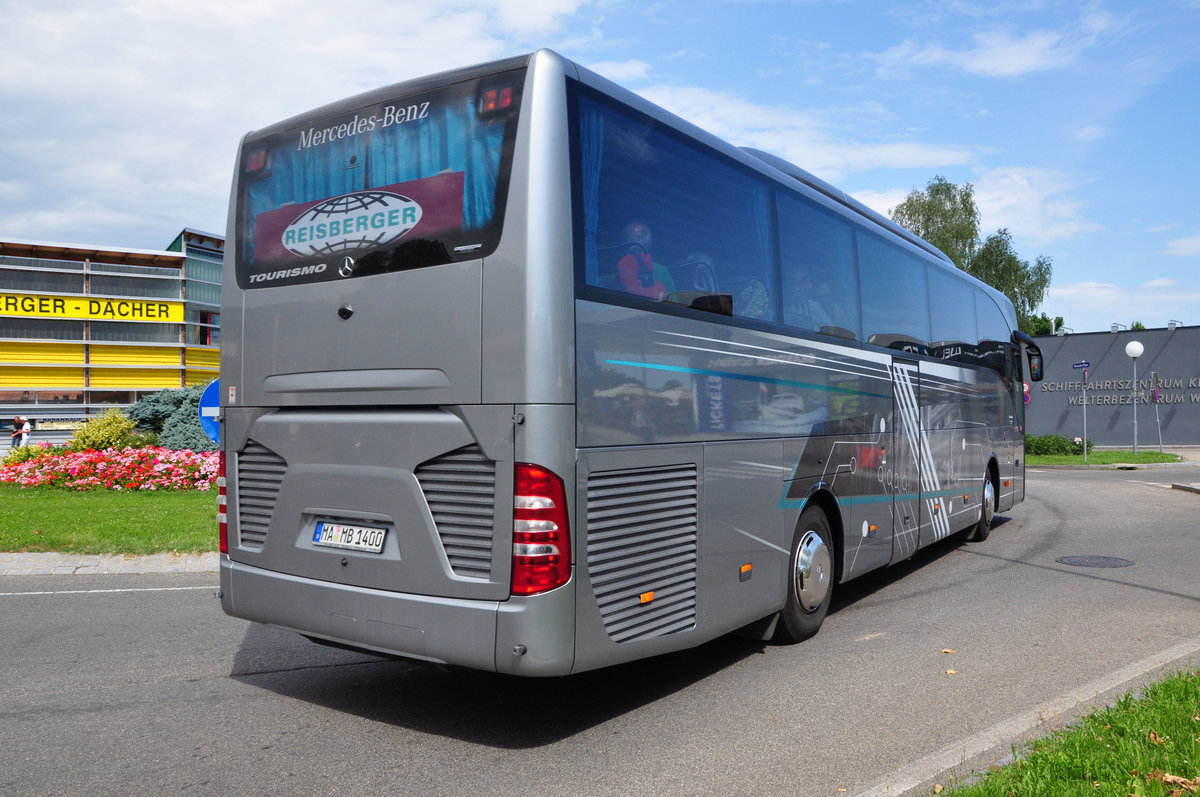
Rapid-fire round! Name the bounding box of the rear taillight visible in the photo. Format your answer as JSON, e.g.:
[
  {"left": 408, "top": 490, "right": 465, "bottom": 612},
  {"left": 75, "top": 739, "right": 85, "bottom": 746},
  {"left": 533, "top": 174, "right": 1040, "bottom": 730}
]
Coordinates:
[
  {"left": 217, "top": 451, "right": 228, "bottom": 554},
  {"left": 511, "top": 464, "right": 570, "bottom": 595}
]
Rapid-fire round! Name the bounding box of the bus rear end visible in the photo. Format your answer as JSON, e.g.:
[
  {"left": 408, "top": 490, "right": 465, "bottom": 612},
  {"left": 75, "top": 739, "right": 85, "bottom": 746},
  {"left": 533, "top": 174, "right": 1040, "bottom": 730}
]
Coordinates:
[{"left": 219, "top": 52, "right": 579, "bottom": 675}]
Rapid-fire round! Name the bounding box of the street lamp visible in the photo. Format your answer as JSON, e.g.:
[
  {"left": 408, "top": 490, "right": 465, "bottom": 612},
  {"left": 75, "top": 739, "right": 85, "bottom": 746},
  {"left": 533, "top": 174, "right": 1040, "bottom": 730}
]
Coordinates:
[{"left": 1125, "top": 340, "right": 1144, "bottom": 454}]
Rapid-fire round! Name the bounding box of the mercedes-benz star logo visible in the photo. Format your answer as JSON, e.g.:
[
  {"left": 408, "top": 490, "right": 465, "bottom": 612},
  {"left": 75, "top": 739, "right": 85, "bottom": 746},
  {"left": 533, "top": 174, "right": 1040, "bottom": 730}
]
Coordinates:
[{"left": 339, "top": 256, "right": 356, "bottom": 278}]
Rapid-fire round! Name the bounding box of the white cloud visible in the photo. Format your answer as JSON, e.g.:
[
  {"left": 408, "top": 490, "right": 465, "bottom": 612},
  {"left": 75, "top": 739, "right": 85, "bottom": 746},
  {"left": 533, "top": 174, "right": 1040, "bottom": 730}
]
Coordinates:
[
  {"left": 851, "top": 188, "right": 912, "bottom": 219},
  {"left": 869, "top": 6, "right": 1122, "bottom": 78},
  {"left": 641, "top": 85, "right": 972, "bottom": 181},
  {"left": 586, "top": 60, "right": 652, "bottom": 82},
  {"left": 973, "top": 167, "right": 1101, "bottom": 245},
  {"left": 0, "top": 0, "right": 588, "bottom": 248},
  {"left": 489, "top": 0, "right": 590, "bottom": 34},
  {"left": 1071, "top": 125, "right": 1110, "bottom": 143},
  {"left": 1045, "top": 278, "right": 1200, "bottom": 333},
  {"left": 1165, "top": 234, "right": 1200, "bottom": 256},
  {"left": 878, "top": 30, "right": 1072, "bottom": 78}
]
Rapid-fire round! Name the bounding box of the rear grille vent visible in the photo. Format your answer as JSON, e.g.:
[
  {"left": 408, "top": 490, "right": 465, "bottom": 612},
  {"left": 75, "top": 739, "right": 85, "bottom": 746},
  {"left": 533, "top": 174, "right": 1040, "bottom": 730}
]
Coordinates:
[
  {"left": 236, "top": 440, "right": 288, "bottom": 549},
  {"left": 415, "top": 445, "right": 497, "bottom": 579},
  {"left": 586, "top": 464, "right": 698, "bottom": 644}
]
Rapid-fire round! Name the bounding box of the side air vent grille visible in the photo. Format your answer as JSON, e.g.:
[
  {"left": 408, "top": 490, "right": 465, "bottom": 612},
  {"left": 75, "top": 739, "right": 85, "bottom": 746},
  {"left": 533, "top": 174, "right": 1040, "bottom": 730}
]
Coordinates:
[
  {"left": 236, "top": 440, "right": 287, "bottom": 549},
  {"left": 415, "top": 445, "right": 497, "bottom": 579},
  {"left": 586, "top": 464, "right": 698, "bottom": 644}
]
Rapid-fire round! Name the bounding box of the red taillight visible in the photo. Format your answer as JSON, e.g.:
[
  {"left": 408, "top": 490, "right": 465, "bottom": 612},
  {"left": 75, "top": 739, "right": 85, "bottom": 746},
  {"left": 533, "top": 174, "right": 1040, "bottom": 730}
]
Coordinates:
[
  {"left": 217, "top": 451, "right": 228, "bottom": 554},
  {"left": 511, "top": 464, "right": 570, "bottom": 595}
]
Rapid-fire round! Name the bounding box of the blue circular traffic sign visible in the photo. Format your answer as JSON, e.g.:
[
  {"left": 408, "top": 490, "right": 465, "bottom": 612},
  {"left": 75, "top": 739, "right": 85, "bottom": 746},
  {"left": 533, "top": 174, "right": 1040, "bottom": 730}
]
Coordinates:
[{"left": 198, "top": 378, "right": 220, "bottom": 444}]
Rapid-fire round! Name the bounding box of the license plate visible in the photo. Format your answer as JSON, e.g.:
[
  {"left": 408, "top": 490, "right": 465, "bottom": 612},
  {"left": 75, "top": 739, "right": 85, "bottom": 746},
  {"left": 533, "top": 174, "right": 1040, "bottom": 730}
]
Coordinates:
[{"left": 313, "top": 521, "right": 387, "bottom": 554}]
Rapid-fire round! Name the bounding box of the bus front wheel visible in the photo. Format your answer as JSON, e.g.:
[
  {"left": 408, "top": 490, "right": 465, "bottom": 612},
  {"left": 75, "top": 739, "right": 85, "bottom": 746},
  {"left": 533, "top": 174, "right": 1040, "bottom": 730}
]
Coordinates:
[
  {"left": 776, "top": 506, "right": 834, "bottom": 643},
  {"left": 965, "top": 473, "right": 995, "bottom": 542}
]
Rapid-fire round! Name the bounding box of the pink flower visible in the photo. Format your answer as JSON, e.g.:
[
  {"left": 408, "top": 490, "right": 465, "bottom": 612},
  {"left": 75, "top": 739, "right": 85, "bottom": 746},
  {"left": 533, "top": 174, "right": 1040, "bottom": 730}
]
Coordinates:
[{"left": 0, "top": 446, "right": 219, "bottom": 491}]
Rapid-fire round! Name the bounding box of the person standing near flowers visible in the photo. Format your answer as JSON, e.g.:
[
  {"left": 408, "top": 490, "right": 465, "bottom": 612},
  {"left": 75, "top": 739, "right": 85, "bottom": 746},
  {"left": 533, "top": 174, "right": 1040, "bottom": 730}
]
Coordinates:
[{"left": 10, "top": 416, "right": 31, "bottom": 448}]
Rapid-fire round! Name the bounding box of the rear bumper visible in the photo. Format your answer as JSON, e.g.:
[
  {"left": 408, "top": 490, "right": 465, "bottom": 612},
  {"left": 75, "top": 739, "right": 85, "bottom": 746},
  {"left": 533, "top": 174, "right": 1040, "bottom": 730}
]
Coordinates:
[
  {"left": 222, "top": 557, "right": 499, "bottom": 670},
  {"left": 220, "top": 557, "right": 577, "bottom": 675}
]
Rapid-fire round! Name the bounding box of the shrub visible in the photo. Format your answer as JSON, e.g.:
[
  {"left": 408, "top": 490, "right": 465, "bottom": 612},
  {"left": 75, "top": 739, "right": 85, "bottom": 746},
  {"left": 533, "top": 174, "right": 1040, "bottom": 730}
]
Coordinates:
[
  {"left": 129, "top": 386, "right": 214, "bottom": 451},
  {"left": 158, "top": 400, "right": 216, "bottom": 452},
  {"left": 2, "top": 440, "right": 62, "bottom": 467},
  {"left": 1026, "top": 434, "right": 1092, "bottom": 456},
  {"left": 67, "top": 407, "right": 139, "bottom": 452},
  {"left": 129, "top": 386, "right": 200, "bottom": 433}
]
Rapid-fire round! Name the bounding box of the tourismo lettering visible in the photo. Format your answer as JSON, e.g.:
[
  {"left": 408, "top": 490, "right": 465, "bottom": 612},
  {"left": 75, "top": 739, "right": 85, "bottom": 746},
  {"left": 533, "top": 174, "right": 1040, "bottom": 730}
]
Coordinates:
[
  {"left": 248, "top": 263, "right": 329, "bottom": 284},
  {"left": 295, "top": 102, "right": 431, "bottom": 151}
]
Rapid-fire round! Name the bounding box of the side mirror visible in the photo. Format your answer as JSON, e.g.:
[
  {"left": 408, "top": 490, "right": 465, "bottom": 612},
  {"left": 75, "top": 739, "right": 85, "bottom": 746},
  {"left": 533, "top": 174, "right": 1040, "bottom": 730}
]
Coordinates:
[
  {"left": 1012, "top": 330, "right": 1044, "bottom": 382},
  {"left": 1027, "top": 348, "right": 1044, "bottom": 382}
]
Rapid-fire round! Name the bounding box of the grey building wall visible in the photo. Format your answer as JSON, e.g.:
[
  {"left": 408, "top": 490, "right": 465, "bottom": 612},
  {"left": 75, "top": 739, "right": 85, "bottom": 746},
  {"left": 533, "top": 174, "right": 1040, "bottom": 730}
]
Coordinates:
[{"left": 1027, "top": 325, "right": 1200, "bottom": 445}]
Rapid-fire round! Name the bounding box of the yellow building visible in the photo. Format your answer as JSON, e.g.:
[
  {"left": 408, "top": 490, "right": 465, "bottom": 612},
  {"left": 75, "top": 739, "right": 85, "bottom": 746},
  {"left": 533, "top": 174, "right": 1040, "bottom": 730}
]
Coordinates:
[{"left": 1, "top": 229, "right": 222, "bottom": 446}]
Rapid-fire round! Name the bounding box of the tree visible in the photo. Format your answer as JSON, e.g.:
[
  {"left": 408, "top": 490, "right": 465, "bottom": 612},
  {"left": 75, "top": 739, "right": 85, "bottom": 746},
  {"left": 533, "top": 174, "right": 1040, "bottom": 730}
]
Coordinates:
[
  {"left": 1130, "top": 321, "right": 1147, "bottom": 331},
  {"left": 1028, "top": 313, "right": 1065, "bottom": 336},
  {"left": 890, "top": 177, "right": 1053, "bottom": 335},
  {"left": 967, "top": 229, "right": 1052, "bottom": 331},
  {"left": 889, "top": 176, "right": 980, "bottom": 270}
]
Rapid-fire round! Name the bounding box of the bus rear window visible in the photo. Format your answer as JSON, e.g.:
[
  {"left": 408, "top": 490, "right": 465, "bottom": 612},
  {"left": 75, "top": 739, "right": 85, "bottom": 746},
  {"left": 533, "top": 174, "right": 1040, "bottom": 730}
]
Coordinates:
[{"left": 234, "top": 70, "right": 523, "bottom": 288}]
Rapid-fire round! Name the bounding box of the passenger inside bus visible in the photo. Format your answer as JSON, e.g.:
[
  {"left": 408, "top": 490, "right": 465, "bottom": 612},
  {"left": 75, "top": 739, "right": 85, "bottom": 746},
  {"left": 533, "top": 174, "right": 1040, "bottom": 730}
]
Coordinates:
[{"left": 616, "top": 221, "right": 675, "bottom": 300}]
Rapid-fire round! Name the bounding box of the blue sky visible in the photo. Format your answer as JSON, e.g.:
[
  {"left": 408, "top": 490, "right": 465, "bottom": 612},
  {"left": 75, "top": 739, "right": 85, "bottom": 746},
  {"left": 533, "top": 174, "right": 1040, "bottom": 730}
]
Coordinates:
[{"left": 1, "top": 0, "right": 1197, "bottom": 333}]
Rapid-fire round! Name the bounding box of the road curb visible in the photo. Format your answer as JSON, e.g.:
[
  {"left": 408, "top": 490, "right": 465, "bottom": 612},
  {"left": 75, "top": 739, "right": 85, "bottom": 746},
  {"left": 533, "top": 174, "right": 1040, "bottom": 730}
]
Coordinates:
[
  {"left": 0, "top": 551, "right": 218, "bottom": 576},
  {"left": 1033, "top": 461, "right": 1198, "bottom": 470},
  {"left": 855, "top": 635, "right": 1200, "bottom": 796}
]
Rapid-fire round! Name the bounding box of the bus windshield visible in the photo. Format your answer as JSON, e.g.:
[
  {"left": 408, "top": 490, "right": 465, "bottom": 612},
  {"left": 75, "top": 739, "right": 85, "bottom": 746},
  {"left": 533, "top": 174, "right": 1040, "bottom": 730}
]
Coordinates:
[{"left": 234, "top": 68, "right": 523, "bottom": 289}]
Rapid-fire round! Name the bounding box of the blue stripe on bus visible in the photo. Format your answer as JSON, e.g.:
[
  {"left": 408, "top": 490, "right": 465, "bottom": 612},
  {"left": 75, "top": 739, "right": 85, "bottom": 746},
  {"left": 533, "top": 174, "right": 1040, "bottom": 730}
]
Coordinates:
[{"left": 605, "top": 359, "right": 891, "bottom": 399}]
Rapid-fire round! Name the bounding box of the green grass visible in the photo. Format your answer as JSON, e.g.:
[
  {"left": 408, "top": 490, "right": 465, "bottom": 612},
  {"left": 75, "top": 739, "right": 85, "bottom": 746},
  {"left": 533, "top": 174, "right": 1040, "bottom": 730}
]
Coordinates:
[
  {"left": 1027, "top": 450, "right": 1182, "bottom": 466},
  {"left": 948, "top": 670, "right": 1200, "bottom": 796},
  {"left": 0, "top": 484, "right": 218, "bottom": 555}
]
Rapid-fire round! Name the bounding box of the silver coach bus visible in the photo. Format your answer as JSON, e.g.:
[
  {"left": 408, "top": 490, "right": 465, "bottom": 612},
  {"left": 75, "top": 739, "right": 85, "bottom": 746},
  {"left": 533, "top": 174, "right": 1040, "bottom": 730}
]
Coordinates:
[{"left": 218, "top": 50, "right": 1043, "bottom": 675}]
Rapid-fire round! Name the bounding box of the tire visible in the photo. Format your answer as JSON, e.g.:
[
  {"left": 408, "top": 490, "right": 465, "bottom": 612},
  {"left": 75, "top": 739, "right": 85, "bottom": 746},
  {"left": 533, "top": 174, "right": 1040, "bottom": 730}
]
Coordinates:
[
  {"left": 965, "top": 472, "right": 995, "bottom": 542},
  {"left": 776, "top": 506, "right": 835, "bottom": 643}
]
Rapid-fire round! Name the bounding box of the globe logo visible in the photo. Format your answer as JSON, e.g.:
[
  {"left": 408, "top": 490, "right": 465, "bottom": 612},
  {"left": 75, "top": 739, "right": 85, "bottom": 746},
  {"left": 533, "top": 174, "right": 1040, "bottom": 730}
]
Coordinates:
[{"left": 282, "top": 191, "right": 422, "bottom": 258}]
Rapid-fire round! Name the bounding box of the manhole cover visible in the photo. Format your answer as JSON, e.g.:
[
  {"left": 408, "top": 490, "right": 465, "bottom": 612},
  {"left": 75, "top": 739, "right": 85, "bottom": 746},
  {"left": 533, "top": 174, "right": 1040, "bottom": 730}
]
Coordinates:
[{"left": 1055, "top": 556, "right": 1134, "bottom": 568}]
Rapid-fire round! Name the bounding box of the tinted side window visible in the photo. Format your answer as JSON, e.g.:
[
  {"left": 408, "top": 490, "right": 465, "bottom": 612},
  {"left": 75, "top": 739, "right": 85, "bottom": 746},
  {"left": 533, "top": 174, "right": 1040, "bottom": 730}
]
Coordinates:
[
  {"left": 777, "top": 193, "right": 861, "bottom": 340},
  {"left": 574, "top": 89, "right": 778, "bottom": 324},
  {"left": 975, "top": 291, "right": 1012, "bottom": 378},
  {"left": 927, "top": 266, "right": 977, "bottom": 360},
  {"left": 857, "top": 232, "right": 931, "bottom": 353}
]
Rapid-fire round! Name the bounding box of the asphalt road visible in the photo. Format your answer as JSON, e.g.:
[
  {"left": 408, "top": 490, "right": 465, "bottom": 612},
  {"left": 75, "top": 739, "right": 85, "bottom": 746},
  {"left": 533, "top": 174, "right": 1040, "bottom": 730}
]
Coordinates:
[{"left": 2, "top": 466, "right": 1199, "bottom": 796}]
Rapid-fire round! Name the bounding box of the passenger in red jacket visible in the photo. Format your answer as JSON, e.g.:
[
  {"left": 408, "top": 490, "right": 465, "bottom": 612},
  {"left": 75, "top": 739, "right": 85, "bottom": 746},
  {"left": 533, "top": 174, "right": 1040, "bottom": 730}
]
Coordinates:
[{"left": 617, "top": 221, "right": 675, "bottom": 300}]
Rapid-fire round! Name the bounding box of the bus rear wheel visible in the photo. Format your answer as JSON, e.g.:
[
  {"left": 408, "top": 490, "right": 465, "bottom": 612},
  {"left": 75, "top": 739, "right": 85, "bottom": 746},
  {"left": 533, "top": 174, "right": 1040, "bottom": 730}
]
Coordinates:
[
  {"left": 776, "top": 506, "right": 834, "bottom": 643},
  {"left": 965, "top": 473, "right": 995, "bottom": 542}
]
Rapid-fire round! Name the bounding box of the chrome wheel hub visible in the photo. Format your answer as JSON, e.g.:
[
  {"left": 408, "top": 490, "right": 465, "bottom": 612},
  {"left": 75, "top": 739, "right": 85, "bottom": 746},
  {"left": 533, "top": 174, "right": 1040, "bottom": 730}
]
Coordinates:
[
  {"left": 981, "top": 478, "right": 995, "bottom": 526},
  {"left": 794, "top": 530, "right": 831, "bottom": 612}
]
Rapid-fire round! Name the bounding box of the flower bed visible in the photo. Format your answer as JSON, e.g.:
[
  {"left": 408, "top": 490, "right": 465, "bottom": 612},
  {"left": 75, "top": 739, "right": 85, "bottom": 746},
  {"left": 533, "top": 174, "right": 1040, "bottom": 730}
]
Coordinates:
[{"left": 0, "top": 445, "right": 219, "bottom": 491}]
